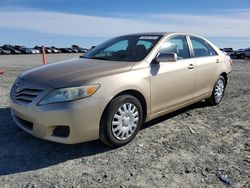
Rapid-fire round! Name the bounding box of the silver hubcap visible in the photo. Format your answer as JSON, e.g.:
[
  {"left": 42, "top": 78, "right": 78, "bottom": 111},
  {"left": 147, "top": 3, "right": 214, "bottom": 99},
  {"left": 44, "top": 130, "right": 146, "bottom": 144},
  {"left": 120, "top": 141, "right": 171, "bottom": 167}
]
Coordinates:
[
  {"left": 214, "top": 79, "right": 224, "bottom": 103},
  {"left": 111, "top": 103, "right": 139, "bottom": 140}
]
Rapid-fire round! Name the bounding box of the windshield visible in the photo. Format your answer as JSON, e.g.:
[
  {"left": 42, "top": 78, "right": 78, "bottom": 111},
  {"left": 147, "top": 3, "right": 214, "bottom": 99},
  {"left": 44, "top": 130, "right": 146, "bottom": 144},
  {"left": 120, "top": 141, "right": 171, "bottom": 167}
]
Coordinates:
[{"left": 83, "top": 35, "right": 162, "bottom": 62}]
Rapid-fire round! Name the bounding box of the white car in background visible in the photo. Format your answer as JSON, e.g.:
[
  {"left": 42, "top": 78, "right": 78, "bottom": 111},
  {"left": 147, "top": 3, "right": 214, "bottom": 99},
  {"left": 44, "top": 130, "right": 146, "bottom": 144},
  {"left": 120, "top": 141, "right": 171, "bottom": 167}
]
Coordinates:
[{"left": 30, "top": 49, "right": 40, "bottom": 54}]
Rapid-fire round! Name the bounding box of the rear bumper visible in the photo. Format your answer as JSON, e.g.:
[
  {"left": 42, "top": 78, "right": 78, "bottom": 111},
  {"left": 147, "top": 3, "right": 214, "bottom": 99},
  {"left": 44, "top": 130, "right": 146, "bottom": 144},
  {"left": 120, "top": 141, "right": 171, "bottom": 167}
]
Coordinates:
[{"left": 10, "top": 96, "right": 108, "bottom": 144}]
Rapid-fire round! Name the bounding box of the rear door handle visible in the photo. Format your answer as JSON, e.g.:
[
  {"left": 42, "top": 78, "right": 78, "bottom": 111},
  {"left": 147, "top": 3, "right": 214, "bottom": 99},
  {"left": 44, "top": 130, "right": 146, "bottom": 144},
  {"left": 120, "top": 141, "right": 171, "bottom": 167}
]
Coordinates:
[
  {"left": 216, "top": 59, "right": 220, "bottom": 63},
  {"left": 188, "top": 64, "right": 195, "bottom": 69}
]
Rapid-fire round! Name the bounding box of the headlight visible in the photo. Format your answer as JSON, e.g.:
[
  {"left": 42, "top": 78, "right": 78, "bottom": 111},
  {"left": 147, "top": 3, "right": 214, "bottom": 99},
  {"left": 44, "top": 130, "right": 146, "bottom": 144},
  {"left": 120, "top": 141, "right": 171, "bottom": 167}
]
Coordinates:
[{"left": 39, "top": 85, "right": 100, "bottom": 105}]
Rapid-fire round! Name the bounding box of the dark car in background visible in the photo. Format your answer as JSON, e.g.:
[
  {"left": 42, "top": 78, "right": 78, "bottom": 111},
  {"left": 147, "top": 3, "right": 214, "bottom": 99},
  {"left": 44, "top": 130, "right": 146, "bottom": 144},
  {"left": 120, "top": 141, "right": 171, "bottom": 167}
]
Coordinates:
[
  {"left": 14, "top": 45, "right": 32, "bottom": 54},
  {"left": 230, "top": 48, "right": 250, "bottom": 59},
  {"left": 71, "top": 48, "right": 78, "bottom": 53},
  {"left": 60, "top": 48, "right": 73, "bottom": 53},
  {"left": 0, "top": 48, "right": 3, "bottom": 54},
  {"left": 72, "top": 45, "right": 88, "bottom": 53},
  {"left": 34, "top": 46, "right": 42, "bottom": 53},
  {"left": 0, "top": 44, "right": 89, "bottom": 55},
  {"left": 50, "top": 46, "right": 61, "bottom": 53},
  {"left": 14, "top": 46, "right": 40, "bottom": 54},
  {"left": 45, "top": 47, "right": 52, "bottom": 53},
  {"left": 237, "top": 48, "right": 250, "bottom": 59},
  {"left": 221, "top": 48, "right": 234, "bottom": 56},
  {"left": 0, "top": 47, "right": 11, "bottom": 55},
  {"left": 243, "top": 48, "right": 250, "bottom": 58},
  {"left": 34, "top": 46, "right": 52, "bottom": 54},
  {"left": 2, "top": 45, "right": 21, "bottom": 54}
]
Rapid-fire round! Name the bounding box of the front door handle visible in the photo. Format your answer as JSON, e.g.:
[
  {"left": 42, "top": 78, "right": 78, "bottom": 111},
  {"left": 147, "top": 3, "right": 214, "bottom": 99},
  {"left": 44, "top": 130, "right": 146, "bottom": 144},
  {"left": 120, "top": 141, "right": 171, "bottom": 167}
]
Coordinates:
[
  {"left": 216, "top": 59, "right": 220, "bottom": 63},
  {"left": 188, "top": 64, "right": 195, "bottom": 69}
]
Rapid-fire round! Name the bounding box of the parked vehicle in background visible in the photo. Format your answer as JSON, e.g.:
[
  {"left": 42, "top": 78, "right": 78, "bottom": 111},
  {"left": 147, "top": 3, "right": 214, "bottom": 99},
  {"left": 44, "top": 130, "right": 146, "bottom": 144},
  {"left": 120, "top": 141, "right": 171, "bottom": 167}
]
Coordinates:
[
  {"left": 237, "top": 49, "right": 245, "bottom": 52},
  {"left": 0, "top": 47, "right": 11, "bottom": 55},
  {"left": 30, "top": 48, "right": 41, "bottom": 54},
  {"left": 244, "top": 48, "right": 250, "bottom": 57},
  {"left": 14, "top": 46, "right": 32, "bottom": 54},
  {"left": 230, "top": 48, "right": 250, "bottom": 59},
  {"left": 72, "top": 45, "right": 88, "bottom": 53},
  {"left": 230, "top": 49, "right": 244, "bottom": 59},
  {"left": 13, "top": 46, "right": 40, "bottom": 54},
  {"left": 71, "top": 48, "right": 78, "bottom": 53},
  {"left": 50, "top": 46, "right": 61, "bottom": 53},
  {"left": 34, "top": 46, "right": 42, "bottom": 53},
  {"left": 60, "top": 48, "right": 73, "bottom": 53},
  {"left": 2, "top": 45, "right": 21, "bottom": 54},
  {"left": 45, "top": 47, "right": 52, "bottom": 53},
  {"left": 237, "top": 48, "right": 250, "bottom": 59},
  {"left": 221, "top": 48, "right": 234, "bottom": 56},
  {"left": 10, "top": 32, "right": 232, "bottom": 147},
  {"left": 34, "top": 46, "right": 52, "bottom": 54},
  {"left": 0, "top": 45, "right": 91, "bottom": 55}
]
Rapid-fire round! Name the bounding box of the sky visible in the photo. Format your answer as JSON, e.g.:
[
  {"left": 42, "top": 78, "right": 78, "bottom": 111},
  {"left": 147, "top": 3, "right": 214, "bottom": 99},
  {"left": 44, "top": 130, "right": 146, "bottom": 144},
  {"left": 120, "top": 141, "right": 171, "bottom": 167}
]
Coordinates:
[{"left": 0, "top": 0, "right": 249, "bottom": 49}]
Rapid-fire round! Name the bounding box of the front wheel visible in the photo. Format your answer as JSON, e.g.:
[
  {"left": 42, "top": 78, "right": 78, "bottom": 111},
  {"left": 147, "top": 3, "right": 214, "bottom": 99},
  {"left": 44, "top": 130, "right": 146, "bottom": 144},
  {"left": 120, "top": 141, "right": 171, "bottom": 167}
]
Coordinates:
[
  {"left": 207, "top": 76, "right": 226, "bottom": 106},
  {"left": 100, "top": 95, "right": 143, "bottom": 147}
]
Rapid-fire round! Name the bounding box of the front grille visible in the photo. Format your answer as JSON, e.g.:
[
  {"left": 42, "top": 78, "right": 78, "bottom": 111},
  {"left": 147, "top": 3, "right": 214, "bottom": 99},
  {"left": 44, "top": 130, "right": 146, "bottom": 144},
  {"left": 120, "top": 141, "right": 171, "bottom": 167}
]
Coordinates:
[
  {"left": 14, "top": 88, "right": 43, "bottom": 104},
  {"left": 53, "top": 126, "right": 70, "bottom": 138},
  {"left": 15, "top": 116, "right": 33, "bottom": 131}
]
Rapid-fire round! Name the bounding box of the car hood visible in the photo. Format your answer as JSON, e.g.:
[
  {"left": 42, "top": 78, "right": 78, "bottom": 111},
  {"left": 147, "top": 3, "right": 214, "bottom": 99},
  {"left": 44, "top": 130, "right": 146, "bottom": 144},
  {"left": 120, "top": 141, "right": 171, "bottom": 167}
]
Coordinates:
[{"left": 20, "top": 58, "right": 135, "bottom": 88}]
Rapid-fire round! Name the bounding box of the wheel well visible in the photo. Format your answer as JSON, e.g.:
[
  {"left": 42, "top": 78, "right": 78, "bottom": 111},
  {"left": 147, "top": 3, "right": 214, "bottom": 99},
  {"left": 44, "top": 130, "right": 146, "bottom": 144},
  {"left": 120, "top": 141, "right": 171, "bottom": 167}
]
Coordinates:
[
  {"left": 99, "top": 90, "right": 147, "bottom": 139},
  {"left": 102, "top": 90, "right": 147, "bottom": 123},
  {"left": 220, "top": 72, "right": 228, "bottom": 85}
]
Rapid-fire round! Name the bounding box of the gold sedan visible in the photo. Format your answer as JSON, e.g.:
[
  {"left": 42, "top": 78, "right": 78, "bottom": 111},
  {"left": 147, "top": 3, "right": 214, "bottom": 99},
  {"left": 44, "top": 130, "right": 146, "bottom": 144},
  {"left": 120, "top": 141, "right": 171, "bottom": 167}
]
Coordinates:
[{"left": 10, "top": 32, "right": 232, "bottom": 147}]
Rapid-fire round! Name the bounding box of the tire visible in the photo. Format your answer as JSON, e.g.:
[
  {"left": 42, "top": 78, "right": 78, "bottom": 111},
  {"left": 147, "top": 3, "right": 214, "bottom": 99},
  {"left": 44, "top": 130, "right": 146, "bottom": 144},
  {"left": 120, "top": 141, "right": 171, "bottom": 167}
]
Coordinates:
[
  {"left": 100, "top": 95, "right": 143, "bottom": 148},
  {"left": 206, "top": 76, "right": 226, "bottom": 106},
  {"left": 239, "top": 54, "right": 245, "bottom": 59}
]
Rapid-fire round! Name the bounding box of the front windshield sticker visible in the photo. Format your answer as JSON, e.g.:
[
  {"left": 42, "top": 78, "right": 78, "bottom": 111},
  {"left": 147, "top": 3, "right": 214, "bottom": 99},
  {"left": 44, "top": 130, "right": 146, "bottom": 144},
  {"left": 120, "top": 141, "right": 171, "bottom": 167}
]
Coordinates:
[{"left": 139, "top": 36, "right": 159, "bottom": 40}]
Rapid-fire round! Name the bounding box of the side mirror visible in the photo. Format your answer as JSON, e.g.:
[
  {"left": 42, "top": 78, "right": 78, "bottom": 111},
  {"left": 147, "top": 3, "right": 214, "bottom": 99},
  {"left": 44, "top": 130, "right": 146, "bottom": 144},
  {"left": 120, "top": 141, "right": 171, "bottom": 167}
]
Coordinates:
[{"left": 155, "top": 52, "right": 177, "bottom": 63}]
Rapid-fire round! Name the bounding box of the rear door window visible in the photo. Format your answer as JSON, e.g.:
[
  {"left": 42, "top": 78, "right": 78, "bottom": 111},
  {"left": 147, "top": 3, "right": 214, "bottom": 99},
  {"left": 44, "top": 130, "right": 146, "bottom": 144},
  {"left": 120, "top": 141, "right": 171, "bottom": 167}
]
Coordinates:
[{"left": 190, "top": 36, "right": 218, "bottom": 57}]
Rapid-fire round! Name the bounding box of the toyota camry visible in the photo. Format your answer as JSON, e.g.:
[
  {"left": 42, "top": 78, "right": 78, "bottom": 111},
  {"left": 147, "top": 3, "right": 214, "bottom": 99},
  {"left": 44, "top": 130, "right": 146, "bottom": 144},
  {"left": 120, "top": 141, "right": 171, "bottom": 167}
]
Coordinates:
[{"left": 10, "top": 32, "right": 232, "bottom": 147}]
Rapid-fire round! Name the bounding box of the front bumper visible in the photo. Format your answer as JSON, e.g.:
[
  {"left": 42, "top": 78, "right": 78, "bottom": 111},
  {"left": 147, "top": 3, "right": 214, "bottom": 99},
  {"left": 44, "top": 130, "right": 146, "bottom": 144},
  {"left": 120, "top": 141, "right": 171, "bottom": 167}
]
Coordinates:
[{"left": 10, "top": 95, "right": 108, "bottom": 144}]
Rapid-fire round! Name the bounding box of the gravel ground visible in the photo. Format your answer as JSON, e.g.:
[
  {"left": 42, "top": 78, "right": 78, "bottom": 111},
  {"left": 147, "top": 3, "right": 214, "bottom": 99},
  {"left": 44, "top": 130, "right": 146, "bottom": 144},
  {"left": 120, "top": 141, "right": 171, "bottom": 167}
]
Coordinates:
[{"left": 0, "top": 54, "right": 249, "bottom": 188}]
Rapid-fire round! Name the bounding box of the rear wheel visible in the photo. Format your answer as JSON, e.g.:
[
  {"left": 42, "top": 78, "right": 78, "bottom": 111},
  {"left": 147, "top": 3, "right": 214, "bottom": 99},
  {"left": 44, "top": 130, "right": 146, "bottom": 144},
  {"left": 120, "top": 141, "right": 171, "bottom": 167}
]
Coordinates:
[
  {"left": 100, "top": 95, "right": 143, "bottom": 147},
  {"left": 207, "top": 76, "right": 226, "bottom": 106},
  {"left": 239, "top": 54, "right": 246, "bottom": 59}
]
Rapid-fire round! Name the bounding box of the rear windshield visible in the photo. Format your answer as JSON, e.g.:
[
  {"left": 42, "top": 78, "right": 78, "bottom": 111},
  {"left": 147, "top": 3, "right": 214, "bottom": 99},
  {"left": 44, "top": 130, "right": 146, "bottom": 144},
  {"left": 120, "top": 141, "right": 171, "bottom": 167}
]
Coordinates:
[{"left": 83, "top": 35, "right": 162, "bottom": 62}]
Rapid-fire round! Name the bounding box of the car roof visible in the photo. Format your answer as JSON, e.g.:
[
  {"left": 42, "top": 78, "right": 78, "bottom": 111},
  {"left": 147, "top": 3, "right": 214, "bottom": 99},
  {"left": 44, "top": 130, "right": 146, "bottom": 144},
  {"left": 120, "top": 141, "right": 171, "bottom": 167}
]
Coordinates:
[
  {"left": 122, "top": 32, "right": 199, "bottom": 37},
  {"left": 124, "top": 32, "right": 173, "bottom": 36}
]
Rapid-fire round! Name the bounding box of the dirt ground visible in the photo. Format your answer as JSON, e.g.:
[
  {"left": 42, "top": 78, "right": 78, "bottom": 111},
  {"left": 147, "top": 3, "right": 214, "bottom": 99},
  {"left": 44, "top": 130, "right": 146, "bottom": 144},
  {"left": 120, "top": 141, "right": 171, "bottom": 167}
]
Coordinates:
[{"left": 0, "top": 54, "right": 249, "bottom": 188}]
